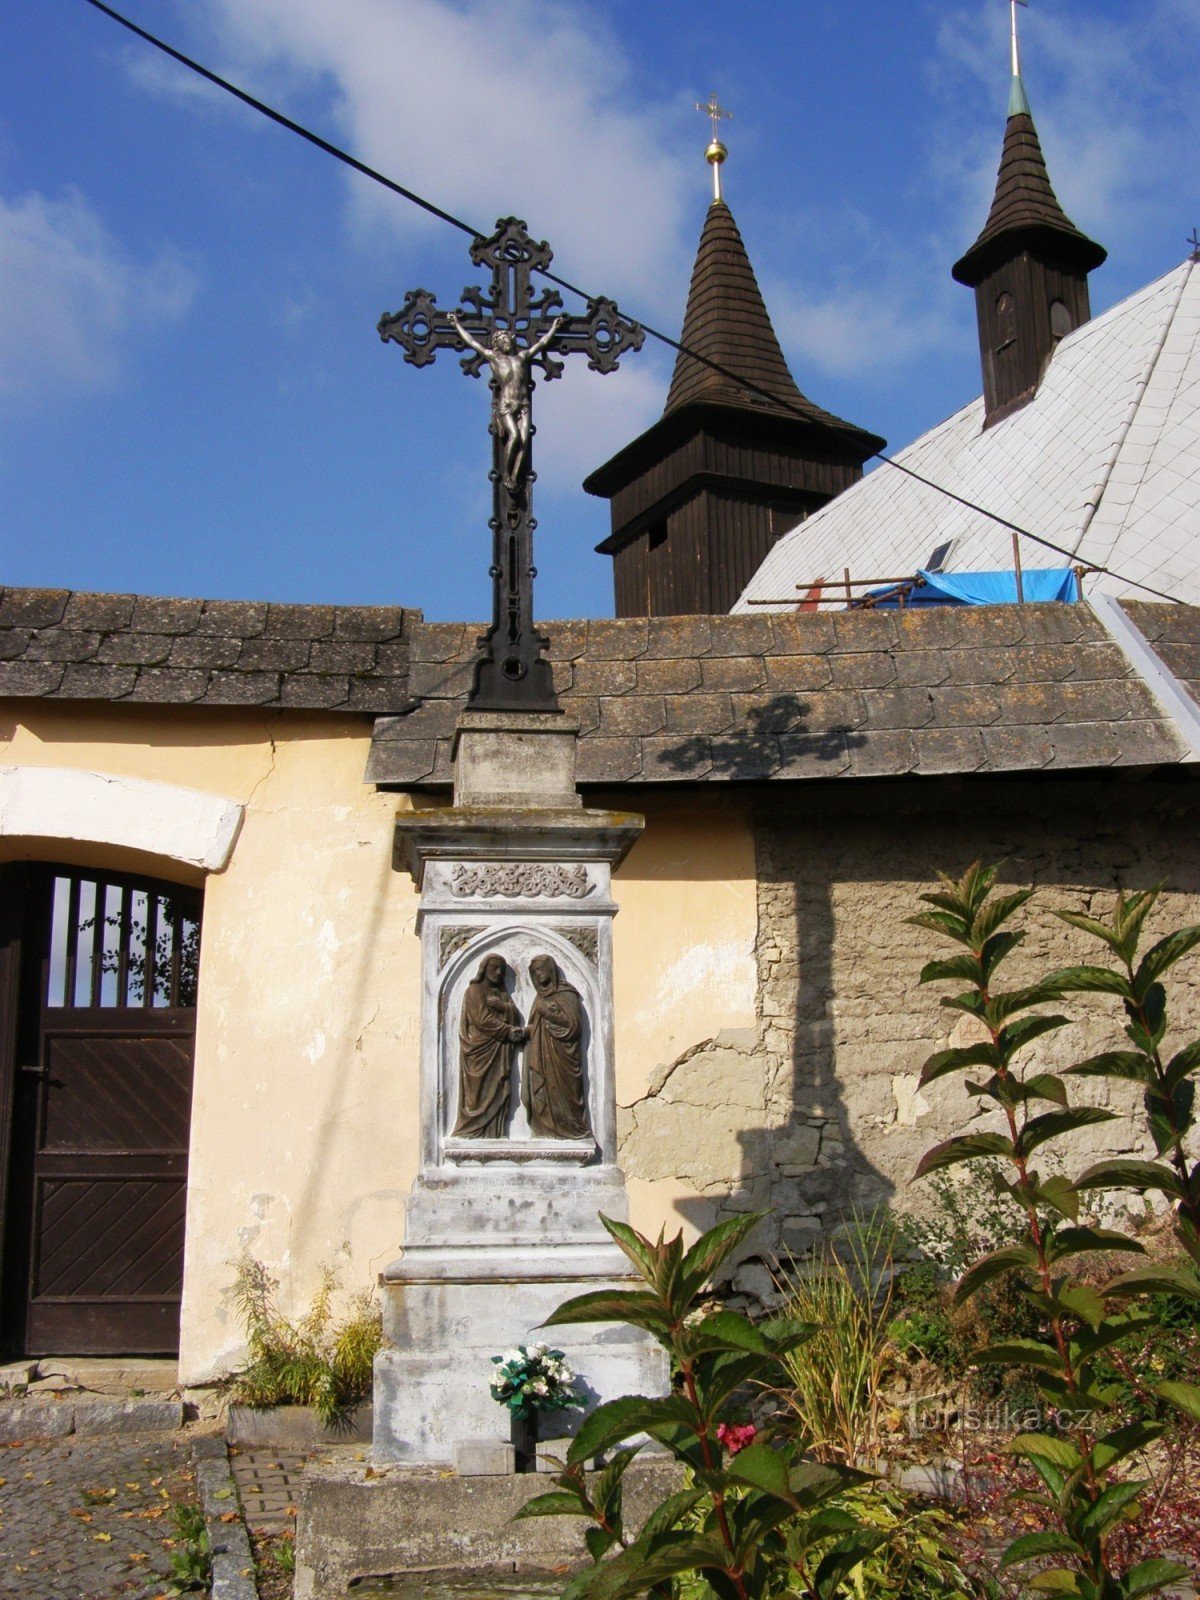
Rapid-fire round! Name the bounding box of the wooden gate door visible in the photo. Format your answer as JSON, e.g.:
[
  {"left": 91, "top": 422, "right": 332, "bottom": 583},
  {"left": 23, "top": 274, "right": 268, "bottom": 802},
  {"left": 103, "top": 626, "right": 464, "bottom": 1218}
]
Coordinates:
[{"left": 1, "top": 867, "right": 201, "bottom": 1356}]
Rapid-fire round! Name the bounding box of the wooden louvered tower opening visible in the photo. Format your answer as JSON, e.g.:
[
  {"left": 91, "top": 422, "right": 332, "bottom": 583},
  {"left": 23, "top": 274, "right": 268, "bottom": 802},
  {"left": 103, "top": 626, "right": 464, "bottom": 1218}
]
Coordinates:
[{"left": 0, "top": 865, "right": 200, "bottom": 1357}]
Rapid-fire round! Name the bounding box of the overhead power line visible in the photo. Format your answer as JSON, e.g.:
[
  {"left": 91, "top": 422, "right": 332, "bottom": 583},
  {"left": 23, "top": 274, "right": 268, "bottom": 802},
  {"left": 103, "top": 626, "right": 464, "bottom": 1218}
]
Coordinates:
[
  {"left": 77, "top": 0, "right": 1181, "bottom": 607},
  {"left": 79, "top": 0, "right": 481, "bottom": 241}
]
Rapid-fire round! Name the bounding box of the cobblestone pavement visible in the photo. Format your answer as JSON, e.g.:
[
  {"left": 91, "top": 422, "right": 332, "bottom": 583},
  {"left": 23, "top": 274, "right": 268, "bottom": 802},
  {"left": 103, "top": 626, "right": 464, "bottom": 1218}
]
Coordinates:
[
  {"left": 0, "top": 1429, "right": 197, "bottom": 1599},
  {"left": 229, "top": 1448, "right": 305, "bottom": 1534}
]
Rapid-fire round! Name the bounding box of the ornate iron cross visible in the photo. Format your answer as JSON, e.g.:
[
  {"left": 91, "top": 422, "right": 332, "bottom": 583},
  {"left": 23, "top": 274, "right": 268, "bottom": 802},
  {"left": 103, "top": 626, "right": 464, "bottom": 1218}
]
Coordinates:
[{"left": 379, "top": 218, "right": 644, "bottom": 712}]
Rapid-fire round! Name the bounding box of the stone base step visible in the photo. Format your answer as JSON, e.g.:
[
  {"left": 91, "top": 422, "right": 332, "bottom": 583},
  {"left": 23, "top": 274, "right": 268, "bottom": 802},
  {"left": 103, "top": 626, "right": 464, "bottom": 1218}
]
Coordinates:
[
  {"left": 294, "top": 1455, "right": 681, "bottom": 1600},
  {"left": 23, "top": 1357, "right": 181, "bottom": 1396},
  {"left": 227, "top": 1403, "right": 372, "bottom": 1448},
  {"left": 0, "top": 1396, "right": 185, "bottom": 1442}
]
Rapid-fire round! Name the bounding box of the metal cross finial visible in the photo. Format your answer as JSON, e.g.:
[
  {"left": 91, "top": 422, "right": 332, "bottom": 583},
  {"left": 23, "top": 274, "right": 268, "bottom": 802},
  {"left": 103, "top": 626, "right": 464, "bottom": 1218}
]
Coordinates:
[
  {"left": 696, "top": 93, "right": 732, "bottom": 202},
  {"left": 1011, "top": 0, "right": 1029, "bottom": 79},
  {"left": 378, "top": 220, "right": 644, "bottom": 713},
  {"left": 1189, "top": 228, "right": 1200, "bottom": 262},
  {"left": 697, "top": 92, "right": 732, "bottom": 142}
]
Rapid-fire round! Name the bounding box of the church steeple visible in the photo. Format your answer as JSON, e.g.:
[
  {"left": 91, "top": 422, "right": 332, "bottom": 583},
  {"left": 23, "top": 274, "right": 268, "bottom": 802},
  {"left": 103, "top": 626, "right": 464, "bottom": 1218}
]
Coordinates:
[
  {"left": 662, "top": 202, "right": 822, "bottom": 421},
  {"left": 953, "top": 3, "right": 1106, "bottom": 427},
  {"left": 585, "top": 119, "right": 884, "bottom": 618}
]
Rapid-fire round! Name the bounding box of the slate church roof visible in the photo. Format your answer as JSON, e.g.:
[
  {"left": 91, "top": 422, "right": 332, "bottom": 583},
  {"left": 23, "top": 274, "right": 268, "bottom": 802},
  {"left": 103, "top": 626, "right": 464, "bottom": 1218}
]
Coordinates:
[{"left": 736, "top": 259, "right": 1200, "bottom": 611}]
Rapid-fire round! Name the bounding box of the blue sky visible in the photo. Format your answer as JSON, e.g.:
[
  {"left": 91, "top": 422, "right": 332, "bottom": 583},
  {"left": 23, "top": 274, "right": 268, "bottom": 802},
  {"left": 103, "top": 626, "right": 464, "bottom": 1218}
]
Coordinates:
[{"left": 2, "top": 0, "right": 1197, "bottom": 621}]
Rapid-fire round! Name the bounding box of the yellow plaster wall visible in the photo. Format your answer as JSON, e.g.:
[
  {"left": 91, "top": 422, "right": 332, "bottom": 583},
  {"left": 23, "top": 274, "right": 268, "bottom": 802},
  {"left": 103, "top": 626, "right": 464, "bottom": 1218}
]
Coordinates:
[
  {"left": 611, "top": 792, "right": 760, "bottom": 1245},
  {"left": 1, "top": 711, "right": 761, "bottom": 1374},
  {"left": 2, "top": 705, "right": 423, "bottom": 1383},
  {"left": 611, "top": 792, "right": 758, "bottom": 1103}
]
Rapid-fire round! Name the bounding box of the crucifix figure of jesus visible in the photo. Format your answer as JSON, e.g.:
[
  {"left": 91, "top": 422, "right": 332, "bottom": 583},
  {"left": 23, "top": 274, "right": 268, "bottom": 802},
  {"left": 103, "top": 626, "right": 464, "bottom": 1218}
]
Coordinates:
[
  {"left": 379, "top": 218, "right": 643, "bottom": 712},
  {"left": 445, "top": 314, "right": 565, "bottom": 491}
]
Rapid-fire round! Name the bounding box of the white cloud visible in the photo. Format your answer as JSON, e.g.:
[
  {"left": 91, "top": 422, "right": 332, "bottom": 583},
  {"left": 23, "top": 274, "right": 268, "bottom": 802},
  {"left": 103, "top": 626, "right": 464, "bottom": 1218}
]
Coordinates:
[
  {"left": 534, "top": 350, "right": 668, "bottom": 488},
  {"left": 196, "top": 0, "right": 693, "bottom": 316},
  {"left": 0, "top": 188, "right": 198, "bottom": 404},
  {"left": 768, "top": 271, "right": 958, "bottom": 381},
  {"left": 122, "top": 47, "right": 234, "bottom": 113}
]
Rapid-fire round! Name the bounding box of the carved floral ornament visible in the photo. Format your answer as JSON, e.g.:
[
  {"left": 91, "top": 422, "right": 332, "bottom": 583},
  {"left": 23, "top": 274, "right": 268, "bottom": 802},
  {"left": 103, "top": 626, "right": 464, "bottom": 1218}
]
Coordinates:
[
  {"left": 438, "top": 922, "right": 598, "bottom": 972},
  {"left": 439, "top": 926, "right": 476, "bottom": 967},
  {"left": 449, "top": 863, "right": 593, "bottom": 900},
  {"left": 558, "top": 925, "right": 599, "bottom": 965}
]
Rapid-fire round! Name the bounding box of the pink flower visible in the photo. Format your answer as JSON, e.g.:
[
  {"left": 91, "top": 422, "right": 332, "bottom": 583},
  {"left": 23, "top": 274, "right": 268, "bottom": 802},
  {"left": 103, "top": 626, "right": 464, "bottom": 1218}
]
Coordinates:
[{"left": 717, "top": 1422, "right": 757, "bottom": 1457}]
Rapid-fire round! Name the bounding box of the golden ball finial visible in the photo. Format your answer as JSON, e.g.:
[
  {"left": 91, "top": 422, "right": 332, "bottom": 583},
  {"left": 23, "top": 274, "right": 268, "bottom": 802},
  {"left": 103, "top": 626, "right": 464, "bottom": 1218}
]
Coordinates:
[{"left": 697, "top": 96, "right": 732, "bottom": 202}]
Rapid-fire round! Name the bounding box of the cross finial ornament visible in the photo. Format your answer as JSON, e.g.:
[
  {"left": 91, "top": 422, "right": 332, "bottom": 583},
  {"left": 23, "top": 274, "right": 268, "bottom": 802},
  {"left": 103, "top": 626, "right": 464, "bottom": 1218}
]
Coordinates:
[
  {"left": 1189, "top": 228, "right": 1200, "bottom": 262},
  {"left": 697, "top": 93, "right": 732, "bottom": 142},
  {"left": 696, "top": 93, "right": 732, "bottom": 202},
  {"left": 378, "top": 220, "right": 644, "bottom": 712},
  {"left": 1011, "top": 0, "right": 1029, "bottom": 79}
]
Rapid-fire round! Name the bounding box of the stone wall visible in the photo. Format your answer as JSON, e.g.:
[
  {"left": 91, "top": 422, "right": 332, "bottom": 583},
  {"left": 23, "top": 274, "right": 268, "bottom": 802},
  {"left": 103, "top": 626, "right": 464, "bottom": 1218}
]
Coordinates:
[{"left": 617, "top": 776, "right": 1200, "bottom": 1281}]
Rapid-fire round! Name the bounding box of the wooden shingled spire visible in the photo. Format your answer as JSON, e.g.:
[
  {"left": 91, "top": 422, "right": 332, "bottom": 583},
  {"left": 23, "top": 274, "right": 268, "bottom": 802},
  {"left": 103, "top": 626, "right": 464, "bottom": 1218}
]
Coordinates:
[
  {"left": 664, "top": 203, "right": 830, "bottom": 422},
  {"left": 585, "top": 140, "right": 883, "bottom": 618},
  {"left": 954, "top": 105, "right": 1106, "bottom": 286},
  {"left": 953, "top": 8, "right": 1106, "bottom": 427}
]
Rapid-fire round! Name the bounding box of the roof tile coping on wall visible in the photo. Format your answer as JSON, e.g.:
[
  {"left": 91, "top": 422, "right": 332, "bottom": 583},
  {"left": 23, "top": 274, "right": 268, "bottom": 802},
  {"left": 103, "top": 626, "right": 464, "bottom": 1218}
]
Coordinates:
[
  {"left": 367, "top": 601, "right": 1197, "bottom": 787},
  {"left": 2, "top": 588, "right": 1194, "bottom": 784},
  {"left": 0, "top": 588, "right": 420, "bottom": 716},
  {"left": 1122, "top": 601, "right": 1200, "bottom": 711}
]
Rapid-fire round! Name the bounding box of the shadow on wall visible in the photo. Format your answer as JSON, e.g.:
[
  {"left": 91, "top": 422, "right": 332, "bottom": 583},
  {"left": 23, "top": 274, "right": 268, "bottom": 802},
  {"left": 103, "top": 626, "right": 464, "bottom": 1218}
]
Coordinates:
[
  {"left": 667, "top": 848, "right": 894, "bottom": 1290},
  {"left": 641, "top": 772, "right": 1200, "bottom": 1299},
  {"left": 651, "top": 693, "right": 868, "bottom": 780},
  {"left": 615, "top": 699, "right": 884, "bottom": 1293}
]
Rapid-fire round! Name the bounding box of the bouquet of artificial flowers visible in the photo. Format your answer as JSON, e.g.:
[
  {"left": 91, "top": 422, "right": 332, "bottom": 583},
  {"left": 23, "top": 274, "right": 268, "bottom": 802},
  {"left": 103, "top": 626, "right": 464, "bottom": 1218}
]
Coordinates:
[{"left": 489, "top": 1341, "right": 581, "bottom": 1420}]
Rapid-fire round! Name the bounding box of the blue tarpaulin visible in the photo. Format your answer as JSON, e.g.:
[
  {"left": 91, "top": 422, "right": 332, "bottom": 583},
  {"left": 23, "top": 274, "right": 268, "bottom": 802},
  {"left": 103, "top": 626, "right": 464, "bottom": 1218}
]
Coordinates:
[{"left": 867, "top": 568, "right": 1079, "bottom": 607}]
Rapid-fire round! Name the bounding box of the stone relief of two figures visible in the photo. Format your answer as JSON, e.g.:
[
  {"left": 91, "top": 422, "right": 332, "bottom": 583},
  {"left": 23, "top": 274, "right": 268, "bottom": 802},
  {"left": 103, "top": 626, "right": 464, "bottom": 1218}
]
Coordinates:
[{"left": 453, "top": 954, "right": 591, "bottom": 1142}]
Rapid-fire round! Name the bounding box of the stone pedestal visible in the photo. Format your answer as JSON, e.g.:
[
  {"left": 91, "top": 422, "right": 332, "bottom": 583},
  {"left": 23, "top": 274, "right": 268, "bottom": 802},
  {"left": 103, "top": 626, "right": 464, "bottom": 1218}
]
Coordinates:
[{"left": 374, "top": 714, "right": 668, "bottom": 1465}]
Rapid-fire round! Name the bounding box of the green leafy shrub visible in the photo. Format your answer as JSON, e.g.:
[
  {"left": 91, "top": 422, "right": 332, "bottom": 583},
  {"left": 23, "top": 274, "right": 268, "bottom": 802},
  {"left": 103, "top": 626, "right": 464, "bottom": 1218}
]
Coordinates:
[
  {"left": 227, "top": 1256, "right": 381, "bottom": 1428},
  {"left": 672, "top": 1481, "right": 976, "bottom": 1600},
  {"left": 1097, "top": 1284, "right": 1200, "bottom": 1426},
  {"left": 899, "top": 1165, "right": 1022, "bottom": 1282},
  {"left": 795, "top": 1484, "right": 974, "bottom": 1600},
  {"left": 519, "top": 1212, "right": 890, "bottom": 1600},
  {"left": 892, "top": 1167, "right": 1054, "bottom": 1396},
  {"left": 909, "top": 864, "right": 1200, "bottom": 1600},
  {"left": 887, "top": 1256, "right": 956, "bottom": 1373}
]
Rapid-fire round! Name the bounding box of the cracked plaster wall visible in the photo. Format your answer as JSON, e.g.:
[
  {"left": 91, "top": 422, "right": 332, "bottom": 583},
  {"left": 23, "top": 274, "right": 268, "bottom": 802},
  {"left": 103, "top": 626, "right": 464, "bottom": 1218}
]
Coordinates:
[
  {"left": 608, "top": 794, "right": 760, "bottom": 1247},
  {"left": 1, "top": 707, "right": 423, "bottom": 1383},
  {"left": 616, "top": 780, "right": 1200, "bottom": 1288}
]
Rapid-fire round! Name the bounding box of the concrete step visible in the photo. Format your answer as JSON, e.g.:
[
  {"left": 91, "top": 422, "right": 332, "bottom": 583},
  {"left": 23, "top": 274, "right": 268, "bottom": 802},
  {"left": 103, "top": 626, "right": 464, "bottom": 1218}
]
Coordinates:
[
  {"left": 28, "top": 1357, "right": 181, "bottom": 1396},
  {"left": 0, "top": 1395, "right": 185, "bottom": 1441},
  {"left": 227, "top": 1402, "right": 371, "bottom": 1448}
]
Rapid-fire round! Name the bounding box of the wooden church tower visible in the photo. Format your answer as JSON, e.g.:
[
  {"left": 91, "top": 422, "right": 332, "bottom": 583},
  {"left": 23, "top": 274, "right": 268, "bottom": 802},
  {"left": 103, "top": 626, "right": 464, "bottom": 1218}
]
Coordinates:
[
  {"left": 584, "top": 115, "right": 884, "bottom": 618},
  {"left": 952, "top": 6, "right": 1106, "bottom": 428}
]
